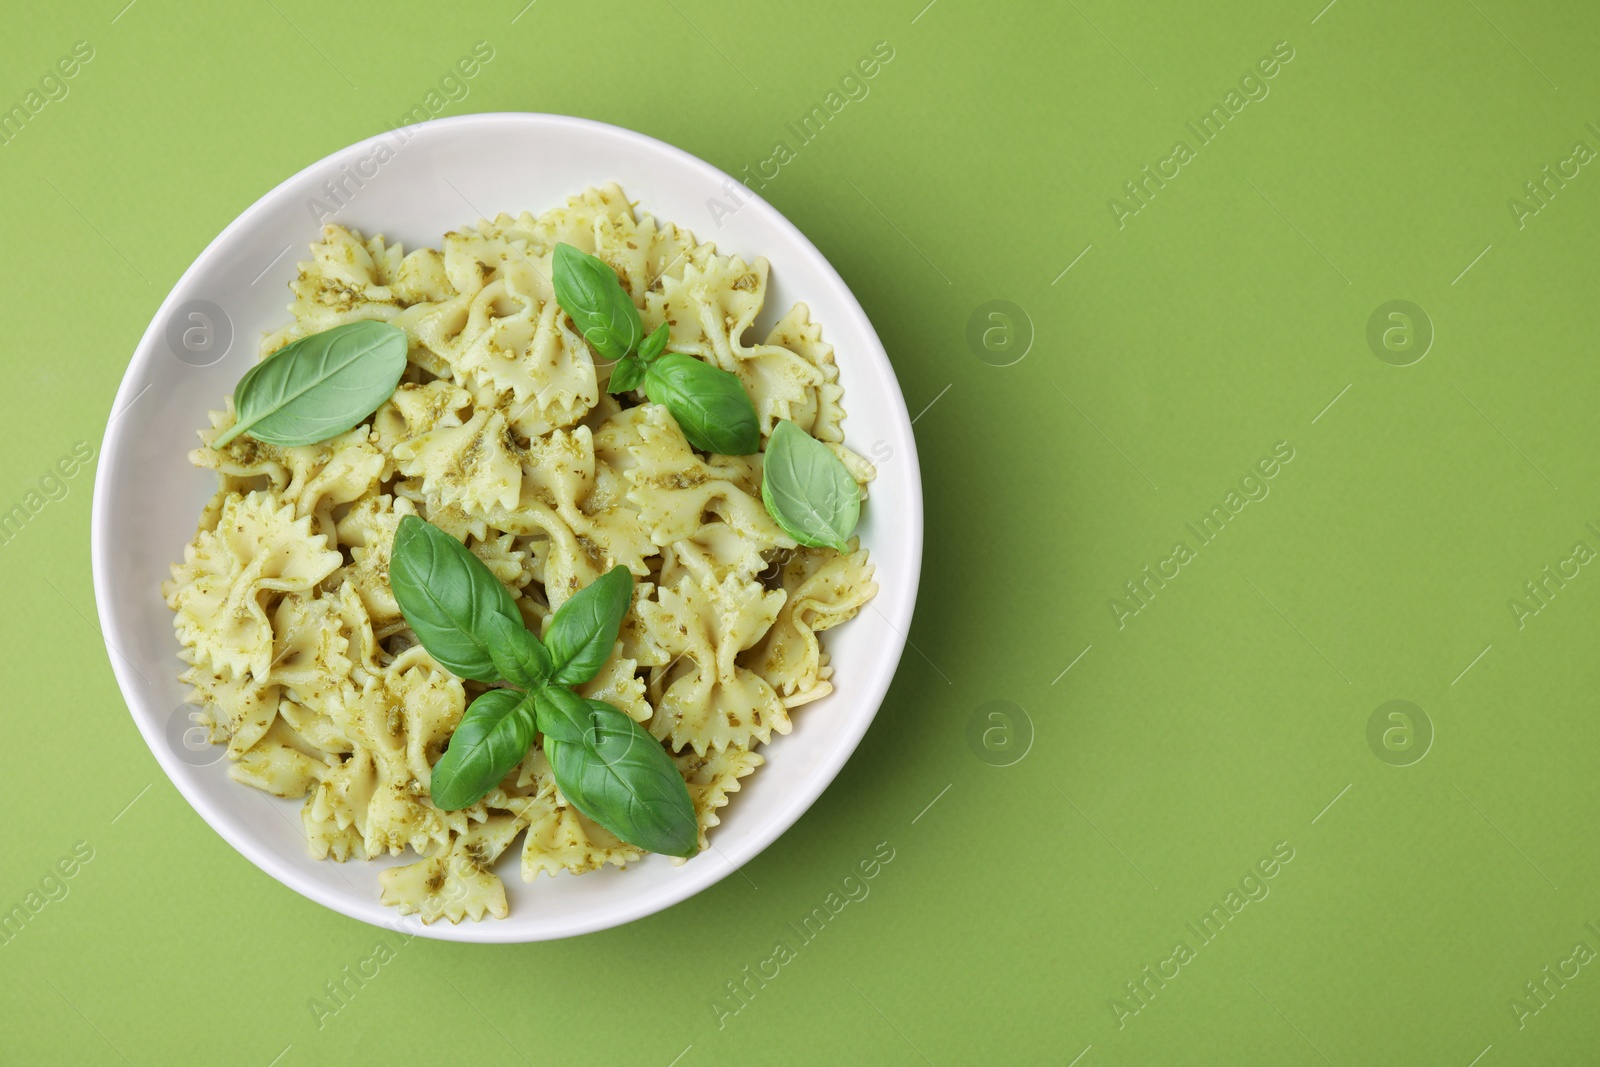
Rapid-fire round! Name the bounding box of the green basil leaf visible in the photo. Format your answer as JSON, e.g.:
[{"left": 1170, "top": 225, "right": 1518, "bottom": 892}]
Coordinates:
[
  {"left": 389, "top": 515, "right": 524, "bottom": 683},
  {"left": 553, "top": 243, "right": 641, "bottom": 363},
  {"left": 760, "top": 419, "right": 861, "bottom": 552},
  {"left": 637, "top": 321, "right": 670, "bottom": 364},
  {"left": 644, "top": 352, "right": 760, "bottom": 455},
  {"left": 545, "top": 565, "right": 633, "bottom": 686},
  {"left": 606, "top": 355, "right": 647, "bottom": 395},
  {"left": 212, "top": 320, "right": 408, "bottom": 447},
  {"left": 533, "top": 685, "right": 592, "bottom": 744},
  {"left": 484, "top": 613, "right": 551, "bottom": 689},
  {"left": 544, "top": 699, "right": 698, "bottom": 857},
  {"left": 430, "top": 688, "right": 537, "bottom": 811}
]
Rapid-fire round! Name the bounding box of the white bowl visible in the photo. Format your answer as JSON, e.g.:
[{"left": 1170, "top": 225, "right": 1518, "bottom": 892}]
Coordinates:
[{"left": 91, "top": 113, "right": 923, "bottom": 943}]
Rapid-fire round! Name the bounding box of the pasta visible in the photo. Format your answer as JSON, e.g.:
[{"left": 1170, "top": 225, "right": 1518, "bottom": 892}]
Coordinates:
[{"left": 163, "top": 185, "right": 878, "bottom": 921}]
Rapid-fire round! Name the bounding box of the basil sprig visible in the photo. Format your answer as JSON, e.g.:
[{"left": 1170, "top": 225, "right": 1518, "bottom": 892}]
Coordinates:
[
  {"left": 389, "top": 516, "right": 697, "bottom": 857},
  {"left": 760, "top": 419, "right": 861, "bottom": 552},
  {"left": 552, "top": 243, "right": 759, "bottom": 455},
  {"left": 212, "top": 320, "right": 408, "bottom": 448}
]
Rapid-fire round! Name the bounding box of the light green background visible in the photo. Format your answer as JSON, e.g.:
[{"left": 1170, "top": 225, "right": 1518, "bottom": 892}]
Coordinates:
[{"left": 3, "top": 0, "right": 1598, "bottom": 1063}]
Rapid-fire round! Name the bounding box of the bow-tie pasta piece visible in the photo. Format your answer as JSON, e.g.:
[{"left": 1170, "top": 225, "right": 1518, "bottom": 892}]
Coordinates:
[
  {"left": 615, "top": 580, "right": 671, "bottom": 671},
  {"left": 440, "top": 226, "right": 542, "bottom": 302},
  {"left": 576, "top": 645, "right": 652, "bottom": 724},
  {"left": 743, "top": 543, "right": 877, "bottom": 709},
  {"left": 471, "top": 209, "right": 542, "bottom": 246},
  {"left": 406, "top": 225, "right": 546, "bottom": 380},
  {"left": 638, "top": 572, "right": 788, "bottom": 754},
  {"left": 263, "top": 593, "right": 353, "bottom": 713},
  {"left": 333, "top": 495, "right": 417, "bottom": 634},
  {"left": 590, "top": 403, "right": 649, "bottom": 476},
  {"left": 825, "top": 442, "right": 878, "bottom": 498},
  {"left": 258, "top": 225, "right": 407, "bottom": 350},
  {"left": 392, "top": 480, "right": 490, "bottom": 544},
  {"left": 326, "top": 585, "right": 385, "bottom": 692},
  {"left": 517, "top": 426, "right": 598, "bottom": 525},
  {"left": 642, "top": 214, "right": 717, "bottom": 293},
  {"left": 645, "top": 254, "right": 767, "bottom": 366},
  {"left": 194, "top": 404, "right": 377, "bottom": 507},
  {"left": 176, "top": 647, "right": 280, "bottom": 758},
  {"left": 370, "top": 380, "right": 472, "bottom": 459},
  {"left": 307, "top": 653, "right": 465, "bottom": 858},
  {"left": 575, "top": 447, "right": 658, "bottom": 591},
  {"left": 379, "top": 813, "right": 525, "bottom": 923},
  {"left": 658, "top": 527, "right": 782, "bottom": 589},
  {"left": 522, "top": 427, "right": 655, "bottom": 607},
  {"left": 588, "top": 205, "right": 717, "bottom": 302},
  {"left": 623, "top": 405, "right": 791, "bottom": 556},
  {"left": 764, "top": 303, "right": 847, "bottom": 443},
  {"left": 728, "top": 342, "right": 825, "bottom": 440},
  {"left": 674, "top": 746, "right": 764, "bottom": 853},
  {"left": 192, "top": 414, "right": 389, "bottom": 546},
  {"left": 277, "top": 694, "right": 354, "bottom": 762},
  {"left": 513, "top": 183, "right": 635, "bottom": 257},
  {"left": 390, "top": 246, "right": 458, "bottom": 307},
  {"left": 578, "top": 408, "right": 673, "bottom": 573},
  {"left": 392, "top": 406, "right": 522, "bottom": 515},
  {"left": 392, "top": 292, "right": 474, "bottom": 380},
  {"left": 303, "top": 804, "right": 366, "bottom": 863},
  {"left": 468, "top": 531, "right": 535, "bottom": 591},
  {"left": 287, "top": 428, "right": 386, "bottom": 543},
  {"left": 228, "top": 718, "right": 335, "bottom": 799},
  {"left": 451, "top": 278, "right": 599, "bottom": 437},
  {"left": 164, "top": 490, "right": 342, "bottom": 681}
]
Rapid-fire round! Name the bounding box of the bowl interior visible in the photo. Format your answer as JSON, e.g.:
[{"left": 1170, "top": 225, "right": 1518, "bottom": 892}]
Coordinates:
[{"left": 91, "top": 113, "right": 922, "bottom": 942}]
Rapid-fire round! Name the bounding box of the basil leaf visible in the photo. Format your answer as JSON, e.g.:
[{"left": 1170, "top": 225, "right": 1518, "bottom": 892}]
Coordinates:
[
  {"left": 606, "top": 355, "right": 646, "bottom": 394},
  {"left": 389, "top": 515, "right": 524, "bottom": 683},
  {"left": 553, "top": 243, "right": 641, "bottom": 363},
  {"left": 533, "top": 685, "right": 592, "bottom": 744},
  {"left": 484, "top": 613, "right": 551, "bottom": 689},
  {"left": 544, "top": 699, "right": 698, "bottom": 857},
  {"left": 760, "top": 419, "right": 861, "bottom": 552},
  {"left": 212, "top": 320, "right": 408, "bottom": 447},
  {"left": 637, "top": 322, "right": 670, "bottom": 364},
  {"left": 430, "top": 688, "right": 537, "bottom": 810},
  {"left": 644, "top": 353, "right": 760, "bottom": 455},
  {"left": 545, "top": 565, "right": 633, "bottom": 686}
]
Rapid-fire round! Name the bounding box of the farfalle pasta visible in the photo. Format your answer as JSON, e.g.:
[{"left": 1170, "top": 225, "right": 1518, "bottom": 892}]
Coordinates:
[{"left": 163, "top": 185, "right": 878, "bottom": 921}]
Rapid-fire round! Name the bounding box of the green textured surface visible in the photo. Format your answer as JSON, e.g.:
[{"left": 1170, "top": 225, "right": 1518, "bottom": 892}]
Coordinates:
[{"left": 3, "top": 0, "right": 1599, "bottom": 1063}]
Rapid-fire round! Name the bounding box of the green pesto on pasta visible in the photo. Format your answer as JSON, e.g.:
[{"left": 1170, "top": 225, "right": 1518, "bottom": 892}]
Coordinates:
[{"left": 161, "top": 186, "right": 877, "bottom": 922}]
